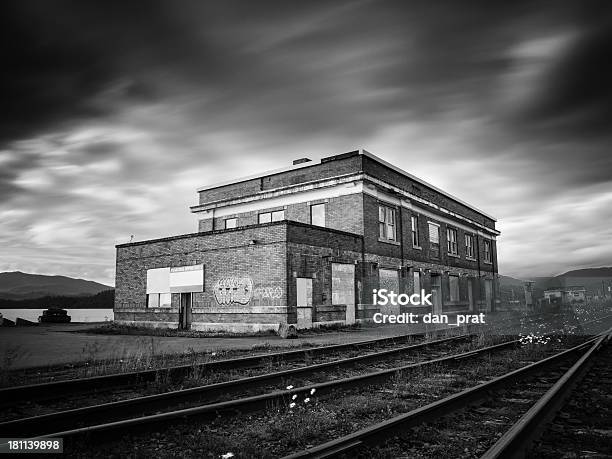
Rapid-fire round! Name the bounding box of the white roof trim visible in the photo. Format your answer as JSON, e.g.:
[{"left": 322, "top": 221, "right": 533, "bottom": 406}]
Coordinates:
[
  {"left": 195, "top": 148, "right": 496, "bottom": 221},
  {"left": 360, "top": 150, "right": 496, "bottom": 221}
]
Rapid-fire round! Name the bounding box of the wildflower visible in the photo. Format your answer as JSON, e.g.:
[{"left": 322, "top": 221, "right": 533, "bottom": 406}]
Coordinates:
[
  {"left": 289, "top": 402, "right": 296, "bottom": 408},
  {"left": 304, "top": 398, "right": 310, "bottom": 403},
  {"left": 292, "top": 394, "right": 298, "bottom": 400},
  {"left": 221, "top": 453, "right": 234, "bottom": 459},
  {"left": 211, "top": 352, "right": 217, "bottom": 356},
  {"left": 286, "top": 385, "right": 294, "bottom": 390},
  {"left": 310, "top": 388, "right": 316, "bottom": 395}
]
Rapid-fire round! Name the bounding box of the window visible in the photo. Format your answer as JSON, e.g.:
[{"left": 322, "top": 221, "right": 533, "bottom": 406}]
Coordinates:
[
  {"left": 310, "top": 203, "right": 326, "bottom": 227},
  {"left": 484, "top": 239, "right": 492, "bottom": 263},
  {"left": 147, "top": 292, "right": 171, "bottom": 308},
  {"left": 258, "top": 210, "right": 284, "bottom": 224},
  {"left": 378, "top": 205, "right": 396, "bottom": 241},
  {"left": 413, "top": 271, "right": 421, "bottom": 294},
  {"left": 449, "top": 275, "right": 460, "bottom": 302},
  {"left": 411, "top": 215, "right": 420, "bottom": 247},
  {"left": 428, "top": 222, "right": 440, "bottom": 258},
  {"left": 224, "top": 218, "right": 237, "bottom": 229},
  {"left": 447, "top": 227, "right": 458, "bottom": 255},
  {"left": 465, "top": 234, "right": 475, "bottom": 259}
]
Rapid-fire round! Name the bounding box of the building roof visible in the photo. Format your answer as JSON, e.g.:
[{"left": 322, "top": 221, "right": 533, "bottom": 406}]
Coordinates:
[{"left": 196, "top": 149, "right": 496, "bottom": 221}]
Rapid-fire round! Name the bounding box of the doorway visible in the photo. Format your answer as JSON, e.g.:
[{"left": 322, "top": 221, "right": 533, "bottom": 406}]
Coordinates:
[
  {"left": 332, "top": 263, "right": 355, "bottom": 324},
  {"left": 179, "top": 293, "right": 192, "bottom": 330},
  {"left": 431, "top": 274, "right": 442, "bottom": 314},
  {"left": 468, "top": 278, "right": 475, "bottom": 312},
  {"left": 484, "top": 280, "right": 493, "bottom": 312},
  {"left": 296, "top": 278, "right": 313, "bottom": 329}
]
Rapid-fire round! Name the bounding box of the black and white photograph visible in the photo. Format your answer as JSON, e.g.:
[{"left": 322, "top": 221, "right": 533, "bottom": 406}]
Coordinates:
[{"left": 1, "top": 1, "right": 611, "bottom": 457}]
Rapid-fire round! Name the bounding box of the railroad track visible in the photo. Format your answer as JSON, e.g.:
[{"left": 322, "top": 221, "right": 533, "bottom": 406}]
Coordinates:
[
  {"left": 0, "top": 333, "right": 477, "bottom": 437},
  {"left": 0, "top": 328, "right": 462, "bottom": 405},
  {"left": 282, "top": 328, "right": 611, "bottom": 458},
  {"left": 0, "top": 309, "right": 546, "bottom": 406},
  {"left": 1, "top": 331, "right": 581, "bottom": 448},
  {"left": 1, "top": 311, "right": 608, "bottom": 457}
]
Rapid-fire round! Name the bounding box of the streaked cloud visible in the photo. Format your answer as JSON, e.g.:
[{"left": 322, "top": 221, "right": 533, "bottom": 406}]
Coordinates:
[{"left": 1, "top": 0, "right": 610, "bottom": 284}]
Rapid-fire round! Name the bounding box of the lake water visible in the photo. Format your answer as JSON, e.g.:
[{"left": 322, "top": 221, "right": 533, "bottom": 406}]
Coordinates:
[{"left": 0, "top": 309, "right": 114, "bottom": 323}]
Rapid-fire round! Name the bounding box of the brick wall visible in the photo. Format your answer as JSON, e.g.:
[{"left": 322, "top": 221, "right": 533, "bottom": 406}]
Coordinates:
[
  {"left": 198, "top": 152, "right": 363, "bottom": 204},
  {"left": 286, "top": 223, "right": 363, "bottom": 324},
  {"left": 115, "top": 222, "right": 289, "bottom": 332},
  {"left": 362, "top": 155, "right": 496, "bottom": 229}
]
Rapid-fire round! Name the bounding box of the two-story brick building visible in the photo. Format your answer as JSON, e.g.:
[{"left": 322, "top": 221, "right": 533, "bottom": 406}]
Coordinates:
[{"left": 114, "top": 150, "right": 500, "bottom": 332}]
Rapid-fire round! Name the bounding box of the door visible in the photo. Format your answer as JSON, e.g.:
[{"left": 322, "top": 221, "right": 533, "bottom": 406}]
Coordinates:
[
  {"left": 468, "top": 278, "right": 474, "bottom": 312},
  {"left": 484, "top": 280, "right": 493, "bottom": 312},
  {"left": 379, "top": 269, "right": 400, "bottom": 315},
  {"left": 179, "top": 293, "right": 192, "bottom": 330},
  {"left": 296, "top": 278, "right": 313, "bottom": 329},
  {"left": 431, "top": 274, "right": 442, "bottom": 314},
  {"left": 332, "top": 263, "right": 355, "bottom": 324}
]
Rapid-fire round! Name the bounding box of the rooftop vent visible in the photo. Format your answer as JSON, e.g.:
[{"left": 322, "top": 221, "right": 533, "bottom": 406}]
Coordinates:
[{"left": 292, "top": 158, "right": 312, "bottom": 165}]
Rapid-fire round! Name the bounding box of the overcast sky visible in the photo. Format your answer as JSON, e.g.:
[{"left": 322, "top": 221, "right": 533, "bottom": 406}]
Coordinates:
[{"left": 1, "top": 0, "right": 611, "bottom": 286}]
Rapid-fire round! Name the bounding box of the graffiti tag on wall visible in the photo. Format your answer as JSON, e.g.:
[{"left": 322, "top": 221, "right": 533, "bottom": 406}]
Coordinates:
[
  {"left": 213, "top": 277, "right": 253, "bottom": 305},
  {"left": 253, "top": 286, "right": 282, "bottom": 299}
]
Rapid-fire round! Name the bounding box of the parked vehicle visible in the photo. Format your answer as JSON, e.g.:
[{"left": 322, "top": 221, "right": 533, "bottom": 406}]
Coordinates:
[{"left": 39, "top": 308, "right": 71, "bottom": 323}]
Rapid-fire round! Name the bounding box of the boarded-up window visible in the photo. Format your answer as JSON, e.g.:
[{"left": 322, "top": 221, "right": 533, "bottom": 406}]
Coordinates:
[
  {"left": 449, "top": 275, "right": 460, "bottom": 301},
  {"left": 413, "top": 271, "right": 421, "bottom": 294},
  {"left": 379, "top": 269, "right": 399, "bottom": 293},
  {"left": 225, "top": 218, "right": 237, "bottom": 229},
  {"left": 332, "top": 263, "right": 355, "bottom": 305},
  {"left": 428, "top": 223, "right": 440, "bottom": 243}
]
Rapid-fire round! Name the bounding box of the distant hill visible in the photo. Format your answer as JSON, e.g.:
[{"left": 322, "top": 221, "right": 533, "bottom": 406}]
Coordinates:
[
  {"left": 558, "top": 267, "right": 612, "bottom": 278},
  {"left": 499, "top": 275, "right": 526, "bottom": 287},
  {"left": 0, "top": 271, "right": 112, "bottom": 300}
]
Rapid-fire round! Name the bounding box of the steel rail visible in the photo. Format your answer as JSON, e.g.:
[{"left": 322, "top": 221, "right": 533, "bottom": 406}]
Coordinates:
[
  {"left": 0, "top": 334, "right": 470, "bottom": 436},
  {"left": 5, "top": 337, "right": 521, "bottom": 442},
  {"left": 0, "top": 328, "right": 461, "bottom": 405},
  {"left": 481, "top": 329, "right": 611, "bottom": 459},
  {"left": 281, "top": 334, "right": 603, "bottom": 459},
  {"left": 0, "top": 309, "right": 561, "bottom": 406}
]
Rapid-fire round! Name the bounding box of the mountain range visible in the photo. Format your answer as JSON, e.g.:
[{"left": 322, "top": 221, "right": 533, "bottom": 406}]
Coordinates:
[
  {"left": 1, "top": 267, "right": 610, "bottom": 302},
  {"left": 0, "top": 271, "right": 112, "bottom": 300}
]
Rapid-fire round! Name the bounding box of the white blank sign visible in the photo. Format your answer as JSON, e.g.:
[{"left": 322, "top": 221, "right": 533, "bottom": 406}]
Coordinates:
[
  {"left": 146, "top": 267, "right": 170, "bottom": 294},
  {"left": 170, "top": 264, "right": 204, "bottom": 293}
]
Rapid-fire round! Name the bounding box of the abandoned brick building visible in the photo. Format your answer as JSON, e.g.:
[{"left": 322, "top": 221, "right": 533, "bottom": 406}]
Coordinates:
[{"left": 114, "top": 150, "right": 500, "bottom": 332}]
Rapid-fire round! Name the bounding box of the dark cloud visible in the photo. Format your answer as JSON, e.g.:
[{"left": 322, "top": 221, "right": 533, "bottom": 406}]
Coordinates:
[
  {"left": 1, "top": 0, "right": 611, "bottom": 282},
  {"left": 521, "top": 19, "right": 612, "bottom": 137}
]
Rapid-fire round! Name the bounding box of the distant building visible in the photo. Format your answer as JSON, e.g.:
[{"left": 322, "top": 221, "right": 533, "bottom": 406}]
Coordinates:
[
  {"left": 114, "top": 150, "right": 500, "bottom": 332},
  {"left": 544, "top": 286, "right": 586, "bottom": 305}
]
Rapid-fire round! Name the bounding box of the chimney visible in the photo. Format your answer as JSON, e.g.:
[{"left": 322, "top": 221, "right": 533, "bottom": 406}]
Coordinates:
[{"left": 292, "top": 158, "right": 312, "bottom": 165}]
